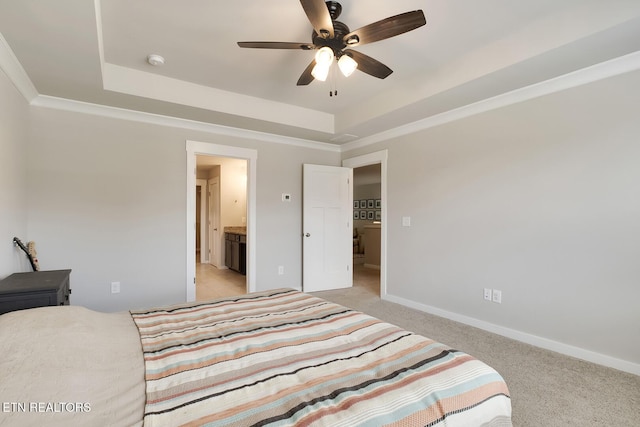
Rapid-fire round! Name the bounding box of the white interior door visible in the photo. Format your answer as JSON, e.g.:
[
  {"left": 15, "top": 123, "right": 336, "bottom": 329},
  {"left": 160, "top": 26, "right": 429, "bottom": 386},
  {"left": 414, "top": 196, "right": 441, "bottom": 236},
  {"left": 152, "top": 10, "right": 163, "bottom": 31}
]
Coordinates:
[
  {"left": 208, "top": 178, "right": 221, "bottom": 267},
  {"left": 303, "top": 164, "right": 353, "bottom": 292}
]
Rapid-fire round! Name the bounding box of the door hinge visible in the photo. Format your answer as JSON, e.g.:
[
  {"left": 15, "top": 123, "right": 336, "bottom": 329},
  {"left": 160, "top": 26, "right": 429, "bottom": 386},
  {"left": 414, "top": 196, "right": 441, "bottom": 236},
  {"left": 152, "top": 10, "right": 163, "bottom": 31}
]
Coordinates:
[{"left": 193, "top": 277, "right": 196, "bottom": 284}]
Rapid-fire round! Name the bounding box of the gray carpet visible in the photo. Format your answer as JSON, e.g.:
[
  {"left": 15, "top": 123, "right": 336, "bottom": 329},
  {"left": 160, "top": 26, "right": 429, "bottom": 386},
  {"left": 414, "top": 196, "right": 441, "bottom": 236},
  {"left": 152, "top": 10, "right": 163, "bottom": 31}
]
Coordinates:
[{"left": 312, "top": 283, "right": 640, "bottom": 426}]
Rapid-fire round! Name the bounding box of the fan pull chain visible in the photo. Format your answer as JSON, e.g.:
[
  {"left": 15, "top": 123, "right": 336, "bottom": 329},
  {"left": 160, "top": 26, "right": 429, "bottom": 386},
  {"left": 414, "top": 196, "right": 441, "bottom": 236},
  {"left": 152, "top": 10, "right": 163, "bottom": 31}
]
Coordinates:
[{"left": 329, "top": 63, "right": 338, "bottom": 97}]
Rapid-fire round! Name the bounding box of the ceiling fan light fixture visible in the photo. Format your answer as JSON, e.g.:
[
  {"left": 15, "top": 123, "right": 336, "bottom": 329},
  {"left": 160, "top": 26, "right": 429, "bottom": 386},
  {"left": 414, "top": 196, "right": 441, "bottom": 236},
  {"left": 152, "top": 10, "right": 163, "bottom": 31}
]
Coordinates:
[
  {"left": 237, "top": 2, "right": 427, "bottom": 87},
  {"left": 338, "top": 54, "right": 358, "bottom": 77},
  {"left": 314, "top": 46, "right": 334, "bottom": 66},
  {"left": 311, "top": 62, "right": 331, "bottom": 81}
]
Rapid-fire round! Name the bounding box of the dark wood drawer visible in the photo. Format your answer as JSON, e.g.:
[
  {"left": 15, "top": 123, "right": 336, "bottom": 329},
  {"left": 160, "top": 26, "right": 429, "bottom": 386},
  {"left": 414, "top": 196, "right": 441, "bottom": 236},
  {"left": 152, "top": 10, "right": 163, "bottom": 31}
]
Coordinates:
[{"left": 0, "top": 270, "right": 71, "bottom": 315}]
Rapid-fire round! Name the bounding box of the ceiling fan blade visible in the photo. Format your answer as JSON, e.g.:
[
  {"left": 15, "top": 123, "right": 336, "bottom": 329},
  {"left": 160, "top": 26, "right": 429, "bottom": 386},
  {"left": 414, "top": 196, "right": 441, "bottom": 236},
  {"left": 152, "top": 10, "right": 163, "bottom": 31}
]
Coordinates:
[
  {"left": 343, "top": 10, "right": 426, "bottom": 47},
  {"left": 344, "top": 50, "right": 393, "bottom": 79},
  {"left": 300, "top": 0, "right": 334, "bottom": 39},
  {"left": 238, "top": 41, "right": 314, "bottom": 50},
  {"left": 296, "top": 60, "right": 316, "bottom": 86}
]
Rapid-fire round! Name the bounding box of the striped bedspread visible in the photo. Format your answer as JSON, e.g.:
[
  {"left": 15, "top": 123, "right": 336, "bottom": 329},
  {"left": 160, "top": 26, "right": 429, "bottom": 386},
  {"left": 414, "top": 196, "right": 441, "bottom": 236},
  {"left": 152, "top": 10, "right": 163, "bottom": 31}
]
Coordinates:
[{"left": 131, "top": 289, "right": 511, "bottom": 426}]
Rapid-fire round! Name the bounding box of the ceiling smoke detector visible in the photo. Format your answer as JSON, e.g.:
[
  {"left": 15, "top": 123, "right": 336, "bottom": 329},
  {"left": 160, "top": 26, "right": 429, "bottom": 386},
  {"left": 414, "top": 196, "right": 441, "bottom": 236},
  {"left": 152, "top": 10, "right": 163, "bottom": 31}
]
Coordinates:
[{"left": 146, "top": 54, "right": 165, "bottom": 66}]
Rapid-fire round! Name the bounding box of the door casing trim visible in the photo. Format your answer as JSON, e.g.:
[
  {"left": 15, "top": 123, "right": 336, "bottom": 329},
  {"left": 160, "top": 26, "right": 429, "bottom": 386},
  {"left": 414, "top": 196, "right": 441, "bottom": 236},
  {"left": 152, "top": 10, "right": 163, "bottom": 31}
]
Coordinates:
[{"left": 186, "top": 140, "right": 257, "bottom": 301}]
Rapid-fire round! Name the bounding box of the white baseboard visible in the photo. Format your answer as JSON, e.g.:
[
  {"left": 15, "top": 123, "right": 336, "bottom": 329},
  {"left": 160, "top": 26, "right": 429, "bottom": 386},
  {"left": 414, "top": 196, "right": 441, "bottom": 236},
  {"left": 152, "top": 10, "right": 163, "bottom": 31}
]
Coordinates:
[{"left": 383, "top": 293, "right": 640, "bottom": 377}]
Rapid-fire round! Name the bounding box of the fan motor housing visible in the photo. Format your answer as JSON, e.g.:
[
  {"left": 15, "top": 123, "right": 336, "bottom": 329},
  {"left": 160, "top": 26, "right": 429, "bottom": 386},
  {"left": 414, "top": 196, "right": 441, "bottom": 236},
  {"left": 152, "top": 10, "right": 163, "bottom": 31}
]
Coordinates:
[
  {"left": 326, "top": 1, "right": 342, "bottom": 20},
  {"left": 312, "top": 20, "right": 350, "bottom": 55}
]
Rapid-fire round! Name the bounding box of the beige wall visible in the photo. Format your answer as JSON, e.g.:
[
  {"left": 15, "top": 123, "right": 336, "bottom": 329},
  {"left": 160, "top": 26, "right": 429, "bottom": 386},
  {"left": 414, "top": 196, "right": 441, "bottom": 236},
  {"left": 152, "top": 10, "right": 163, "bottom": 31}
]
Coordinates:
[
  {"left": 211, "top": 157, "right": 247, "bottom": 230},
  {"left": 26, "top": 106, "right": 340, "bottom": 312},
  {"left": 343, "top": 70, "right": 640, "bottom": 367},
  {"left": 0, "top": 69, "right": 30, "bottom": 277}
]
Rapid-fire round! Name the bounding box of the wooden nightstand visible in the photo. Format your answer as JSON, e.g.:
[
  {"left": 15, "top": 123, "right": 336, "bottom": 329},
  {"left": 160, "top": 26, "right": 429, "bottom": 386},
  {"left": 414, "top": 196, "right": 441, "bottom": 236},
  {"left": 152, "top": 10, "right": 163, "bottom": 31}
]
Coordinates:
[{"left": 0, "top": 269, "right": 71, "bottom": 315}]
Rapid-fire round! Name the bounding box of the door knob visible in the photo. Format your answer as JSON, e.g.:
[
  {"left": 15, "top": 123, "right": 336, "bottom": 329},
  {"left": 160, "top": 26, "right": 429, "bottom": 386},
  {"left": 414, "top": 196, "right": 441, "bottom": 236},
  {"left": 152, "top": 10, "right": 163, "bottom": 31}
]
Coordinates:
[{"left": 304, "top": 233, "right": 311, "bottom": 237}]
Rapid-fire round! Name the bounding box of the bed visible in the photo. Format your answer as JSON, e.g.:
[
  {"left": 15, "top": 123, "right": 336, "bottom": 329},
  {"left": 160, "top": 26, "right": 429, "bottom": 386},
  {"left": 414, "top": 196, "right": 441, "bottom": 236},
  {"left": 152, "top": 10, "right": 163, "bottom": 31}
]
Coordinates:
[{"left": 0, "top": 288, "right": 511, "bottom": 426}]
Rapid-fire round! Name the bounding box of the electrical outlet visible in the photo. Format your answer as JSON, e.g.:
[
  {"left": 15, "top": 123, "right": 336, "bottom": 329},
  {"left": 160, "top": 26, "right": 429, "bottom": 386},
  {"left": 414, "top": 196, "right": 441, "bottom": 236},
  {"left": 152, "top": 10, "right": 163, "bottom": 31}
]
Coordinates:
[
  {"left": 111, "top": 281, "right": 121, "bottom": 294},
  {"left": 492, "top": 289, "right": 502, "bottom": 304},
  {"left": 483, "top": 288, "right": 492, "bottom": 301},
  {"left": 278, "top": 266, "right": 284, "bottom": 275}
]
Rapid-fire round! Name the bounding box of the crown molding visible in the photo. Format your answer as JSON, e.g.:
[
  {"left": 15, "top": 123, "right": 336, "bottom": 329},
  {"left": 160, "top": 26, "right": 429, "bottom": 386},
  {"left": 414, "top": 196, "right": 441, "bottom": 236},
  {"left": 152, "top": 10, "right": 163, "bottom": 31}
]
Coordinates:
[
  {"left": 1, "top": 30, "right": 338, "bottom": 153},
  {"left": 30, "top": 95, "right": 341, "bottom": 152},
  {"left": 342, "top": 50, "right": 640, "bottom": 152},
  {"left": 0, "top": 32, "right": 38, "bottom": 102},
  {"left": 4, "top": 24, "right": 639, "bottom": 155}
]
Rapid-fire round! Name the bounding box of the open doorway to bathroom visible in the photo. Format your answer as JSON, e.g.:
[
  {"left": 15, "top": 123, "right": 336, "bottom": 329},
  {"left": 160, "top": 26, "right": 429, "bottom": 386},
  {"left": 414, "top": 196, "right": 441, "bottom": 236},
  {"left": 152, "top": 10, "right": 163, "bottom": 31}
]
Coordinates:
[{"left": 195, "top": 155, "right": 247, "bottom": 300}]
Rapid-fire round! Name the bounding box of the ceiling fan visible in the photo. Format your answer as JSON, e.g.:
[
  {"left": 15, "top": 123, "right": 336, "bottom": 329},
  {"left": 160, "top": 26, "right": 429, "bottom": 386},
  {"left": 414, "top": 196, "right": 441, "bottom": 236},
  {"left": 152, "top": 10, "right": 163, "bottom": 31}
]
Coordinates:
[{"left": 237, "top": 0, "right": 426, "bottom": 86}]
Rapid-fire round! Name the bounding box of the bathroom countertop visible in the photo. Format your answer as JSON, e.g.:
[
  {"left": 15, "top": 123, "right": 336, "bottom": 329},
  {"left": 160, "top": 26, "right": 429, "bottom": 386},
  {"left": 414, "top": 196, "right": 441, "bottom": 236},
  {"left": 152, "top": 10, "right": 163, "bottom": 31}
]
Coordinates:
[{"left": 224, "top": 226, "right": 246, "bottom": 235}]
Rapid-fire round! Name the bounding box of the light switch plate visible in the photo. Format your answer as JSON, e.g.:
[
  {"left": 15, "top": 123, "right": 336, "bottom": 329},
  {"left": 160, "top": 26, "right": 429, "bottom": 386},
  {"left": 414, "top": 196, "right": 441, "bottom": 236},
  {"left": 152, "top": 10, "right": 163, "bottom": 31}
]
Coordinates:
[{"left": 111, "top": 281, "right": 121, "bottom": 294}]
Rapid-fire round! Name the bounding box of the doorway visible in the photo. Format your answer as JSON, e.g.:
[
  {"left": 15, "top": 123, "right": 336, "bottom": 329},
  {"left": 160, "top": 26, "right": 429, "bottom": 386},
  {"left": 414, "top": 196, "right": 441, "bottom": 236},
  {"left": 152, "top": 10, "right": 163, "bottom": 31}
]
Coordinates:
[
  {"left": 186, "top": 141, "right": 258, "bottom": 302},
  {"left": 195, "top": 156, "right": 248, "bottom": 300},
  {"left": 343, "top": 150, "right": 388, "bottom": 298}
]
